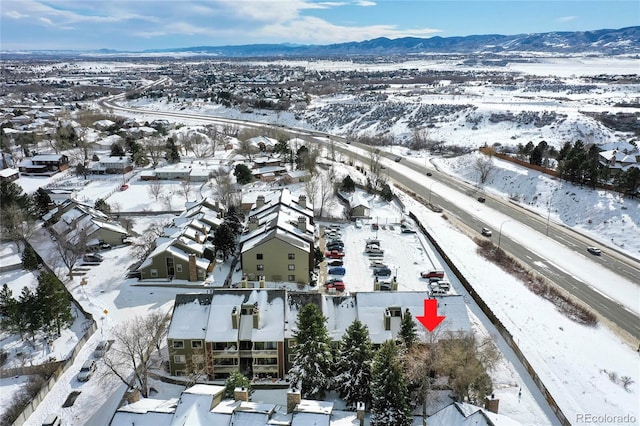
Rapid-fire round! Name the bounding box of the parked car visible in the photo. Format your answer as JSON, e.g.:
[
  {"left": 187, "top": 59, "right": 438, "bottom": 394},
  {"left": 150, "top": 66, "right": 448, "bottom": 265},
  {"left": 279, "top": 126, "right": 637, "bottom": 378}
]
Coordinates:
[
  {"left": 77, "top": 359, "right": 97, "bottom": 382},
  {"left": 326, "top": 244, "right": 344, "bottom": 252},
  {"left": 421, "top": 270, "right": 445, "bottom": 280},
  {"left": 369, "top": 260, "right": 387, "bottom": 268},
  {"left": 401, "top": 227, "right": 416, "bottom": 234},
  {"left": 325, "top": 250, "right": 345, "bottom": 259},
  {"left": 481, "top": 227, "right": 492, "bottom": 237},
  {"left": 94, "top": 340, "right": 112, "bottom": 358},
  {"left": 431, "top": 286, "right": 447, "bottom": 296},
  {"left": 99, "top": 242, "right": 112, "bottom": 250},
  {"left": 326, "top": 278, "right": 346, "bottom": 291},
  {"left": 365, "top": 239, "right": 380, "bottom": 247},
  {"left": 587, "top": 246, "right": 602, "bottom": 256},
  {"left": 328, "top": 260, "right": 344, "bottom": 267},
  {"left": 83, "top": 253, "right": 103, "bottom": 263},
  {"left": 41, "top": 414, "right": 61, "bottom": 426},
  {"left": 477, "top": 196, "right": 486, "bottom": 203},
  {"left": 435, "top": 280, "right": 451, "bottom": 291},
  {"left": 328, "top": 267, "right": 346, "bottom": 276},
  {"left": 366, "top": 247, "right": 384, "bottom": 255},
  {"left": 355, "top": 219, "right": 363, "bottom": 228},
  {"left": 371, "top": 223, "right": 379, "bottom": 230},
  {"left": 373, "top": 267, "right": 392, "bottom": 277}
]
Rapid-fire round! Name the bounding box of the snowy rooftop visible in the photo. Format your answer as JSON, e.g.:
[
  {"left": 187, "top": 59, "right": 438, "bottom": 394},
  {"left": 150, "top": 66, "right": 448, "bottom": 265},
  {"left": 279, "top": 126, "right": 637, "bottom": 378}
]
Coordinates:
[{"left": 168, "top": 295, "right": 212, "bottom": 340}]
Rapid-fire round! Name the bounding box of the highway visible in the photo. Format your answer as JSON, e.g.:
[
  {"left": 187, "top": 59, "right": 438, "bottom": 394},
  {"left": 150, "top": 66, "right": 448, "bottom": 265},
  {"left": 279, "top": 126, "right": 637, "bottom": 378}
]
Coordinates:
[{"left": 101, "top": 89, "right": 640, "bottom": 341}]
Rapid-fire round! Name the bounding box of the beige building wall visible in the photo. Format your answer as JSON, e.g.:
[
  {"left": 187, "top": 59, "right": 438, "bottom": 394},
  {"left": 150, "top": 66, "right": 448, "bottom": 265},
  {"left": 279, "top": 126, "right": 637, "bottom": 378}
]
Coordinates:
[{"left": 243, "top": 238, "right": 310, "bottom": 283}]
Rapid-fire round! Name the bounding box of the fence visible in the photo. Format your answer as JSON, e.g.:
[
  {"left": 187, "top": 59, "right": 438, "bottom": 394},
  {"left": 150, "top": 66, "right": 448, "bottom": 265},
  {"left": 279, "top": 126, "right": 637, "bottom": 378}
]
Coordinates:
[{"left": 408, "top": 210, "right": 571, "bottom": 426}]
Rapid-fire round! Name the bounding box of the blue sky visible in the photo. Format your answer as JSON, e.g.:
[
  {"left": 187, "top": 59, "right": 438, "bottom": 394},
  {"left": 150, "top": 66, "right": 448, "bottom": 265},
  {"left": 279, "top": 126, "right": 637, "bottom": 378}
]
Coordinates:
[{"left": 1, "top": 1, "right": 638, "bottom": 51}]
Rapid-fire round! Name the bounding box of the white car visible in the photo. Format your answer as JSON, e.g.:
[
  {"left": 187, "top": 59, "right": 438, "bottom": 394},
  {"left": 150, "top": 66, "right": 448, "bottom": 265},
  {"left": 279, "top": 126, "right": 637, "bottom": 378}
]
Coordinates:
[{"left": 587, "top": 246, "right": 602, "bottom": 256}]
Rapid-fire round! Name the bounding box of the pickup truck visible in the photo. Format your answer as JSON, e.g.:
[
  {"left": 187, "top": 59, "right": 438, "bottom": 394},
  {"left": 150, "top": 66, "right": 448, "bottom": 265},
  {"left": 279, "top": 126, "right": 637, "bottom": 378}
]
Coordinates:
[
  {"left": 365, "top": 247, "right": 384, "bottom": 255},
  {"left": 421, "top": 270, "right": 445, "bottom": 280}
]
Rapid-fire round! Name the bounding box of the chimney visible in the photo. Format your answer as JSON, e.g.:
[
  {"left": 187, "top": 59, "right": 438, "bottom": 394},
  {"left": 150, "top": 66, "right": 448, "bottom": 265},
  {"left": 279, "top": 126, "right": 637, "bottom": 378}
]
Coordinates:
[
  {"left": 188, "top": 254, "right": 197, "bottom": 281},
  {"left": 231, "top": 306, "right": 240, "bottom": 329},
  {"left": 195, "top": 231, "right": 201, "bottom": 243},
  {"left": 252, "top": 302, "right": 260, "bottom": 328},
  {"left": 234, "top": 387, "right": 249, "bottom": 402},
  {"left": 297, "top": 216, "right": 306, "bottom": 231},
  {"left": 125, "top": 387, "right": 140, "bottom": 404},
  {"left": 248, "top": 216, "right": 258, "bottom": 232},
  {"left": 287, "top": 389, "right": 301, "bottom": 414},
  {"left": 356, "top": 402, "right": 365, "bottom": 426},
  {"left": 256, "top": 195, "right": 265, "bottom": 208},
  {"left": 298, "top": 194, "right": 306, "bottom": 208},
  {"left": 484, "top": 395, "right": 499, "bottom": 414},
  {"left": 259, "top": 277, "right": 265, "bottom": 288}
]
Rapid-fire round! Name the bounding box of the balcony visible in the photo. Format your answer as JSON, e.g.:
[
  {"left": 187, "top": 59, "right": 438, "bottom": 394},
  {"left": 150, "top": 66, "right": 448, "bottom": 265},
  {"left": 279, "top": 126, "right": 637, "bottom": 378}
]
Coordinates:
[
  {"left": 252, "top": 364, "right": 279, "bottom": 374},
  {"left": 212, "top": 365, "right": 239, "bottom": 374},
  {"left": 252, "top": 349, "right": 278, "bottom": 357},
  {"left": 211, "top": 349, "right": 238, "bottom": 358}
]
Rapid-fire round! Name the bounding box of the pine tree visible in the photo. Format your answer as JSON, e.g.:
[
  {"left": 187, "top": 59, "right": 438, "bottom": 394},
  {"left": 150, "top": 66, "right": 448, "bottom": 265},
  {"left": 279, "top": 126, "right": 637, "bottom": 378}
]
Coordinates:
[
  {"left": 165, "top": 138, "right": 180, "bottom": 163},
  {"left": 398, "top": 308, "right": 418, "bottom": 349},
  {"left": 334, "top": 319, "right": 374, "bottom": 408},
  {"left": 370, "top": 340, "right": 412, "bottom": 426},
  {"left": 288, "top": 303, "right": 333, "bottom": 399},
  {"left": 21, "top": 245, "right": 39, "bottom": 270},
  {"left": 36, "top": 272, "right": 73, "bottom": 335},
  {"left": 18, "top": 287, "right": 40, "bottom": 340},
  {"left": 223, "top": 371, "right": 253, "bottom": 398},
  {"left": 33, "top": 187, "right": 53, "bottom": 217}
]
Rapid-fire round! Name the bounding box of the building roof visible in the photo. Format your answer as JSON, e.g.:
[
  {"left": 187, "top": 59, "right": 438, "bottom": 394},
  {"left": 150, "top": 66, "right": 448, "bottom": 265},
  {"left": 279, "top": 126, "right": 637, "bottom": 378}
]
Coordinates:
[{"left": 168, "top": 294, "right": 213, "bottom": 340}]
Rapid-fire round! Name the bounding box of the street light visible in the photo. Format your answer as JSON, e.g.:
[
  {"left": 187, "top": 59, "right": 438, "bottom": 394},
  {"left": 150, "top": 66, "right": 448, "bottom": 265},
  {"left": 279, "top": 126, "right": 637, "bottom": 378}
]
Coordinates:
[
  {"left": 428, "top": 182, "right": 436, "bottom": 205},
  {"left": 498, "top": 220, "right": 511, "bottom": 249}
]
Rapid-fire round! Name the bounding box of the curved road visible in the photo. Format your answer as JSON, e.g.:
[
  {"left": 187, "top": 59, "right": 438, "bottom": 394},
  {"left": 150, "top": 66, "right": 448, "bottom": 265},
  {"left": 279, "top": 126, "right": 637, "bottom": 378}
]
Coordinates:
[{"left": 102, "top": 91, "right": 640, "bottom": 341}]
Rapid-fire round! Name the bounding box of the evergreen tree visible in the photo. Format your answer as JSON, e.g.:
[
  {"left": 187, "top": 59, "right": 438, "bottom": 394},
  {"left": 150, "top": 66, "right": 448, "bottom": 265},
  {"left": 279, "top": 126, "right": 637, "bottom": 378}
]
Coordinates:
[
  {"left": 341, "top": 175, "right": 356, "bottom": 192},
  {"left": 111, "top": 142, "right": 125, "bottom": 157},
  {"left": 370, "top": 340, "right": 412, "bottom": 426},
  {"left": 334, "top": 319, "right": 374, "bottom": 408},
  {"left": 18, "top": 287, "right": 40, "bottom": 340},
  {"left": 398, "top": 309, "right": 418, "bottom": 349},
  {"left": 288, "top": 303, "right": 333, "bottom": 399},
  {"left": 233, "top": 164, "right": 254, "bottom": 185},
  {"left": 212, "top": 223, "right": 236, "bottom": 261},
  {"left": 0, "top": 284, "right": 20, "bottom": 335},
  {"left": 95, "top": 198, "right": 111, "bottom": 213},
  {"left": 32, "top": 187, "right": 53, "bottom": 217},
  {"left": 21, "top": 245, "right": 39, "bottom": 270},
  {"left": 165, "top": 137, "right": 180, "bottom": 163},
  {"left": 1, "top": 181, "right": 33, "bottom": 212},
  {"left": 380, "top": 184, "right": 393, "bottom": 202},
  {"left": 36, "top": 272, "right": 73, "bottom": 335},
  {"left": 223, "top": 371, "right": 253, "bottom": 398}
]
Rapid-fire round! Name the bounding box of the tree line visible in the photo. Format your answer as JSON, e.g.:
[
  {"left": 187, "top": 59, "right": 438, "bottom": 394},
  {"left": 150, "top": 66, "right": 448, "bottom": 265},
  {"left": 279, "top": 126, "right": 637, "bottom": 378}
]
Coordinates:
[{"left": 288, "top": 304, "right": 498, "bottom": 426}]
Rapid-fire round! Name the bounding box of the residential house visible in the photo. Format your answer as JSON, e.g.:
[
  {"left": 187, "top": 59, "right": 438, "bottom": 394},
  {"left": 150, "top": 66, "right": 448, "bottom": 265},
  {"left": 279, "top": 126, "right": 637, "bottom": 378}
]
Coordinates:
[
  {"left": 18, "top": 153, "right": 69, "bottom": 176},
  {"left": 88, "top": 156, "right": 133, "bottom": 174},
  {"left": 43, "top": 200, "right": 129, "bottom": 248},
  {"left": 0, "top": 168, "right": 19, "bottom": 183},
  {"left": 167, "top": 289, "right": 472, "bottom": 380},
  {"left": 111, "top": 384, "right": 366, "bottom": 425},
  {"left": 136, "top": 237, "right": 212, "bottom": 281},
  {"left": 598, "top": 146, "right": 640, "bottom": 177},
  {"left": 247, "top": 136, "right": 278, "bottom": 152},
  {"left": 240, "top": 192, "right": 314, "bottom": 283},
  {"left": 348, "top": 192, "right": 371, "bottom": 219}
]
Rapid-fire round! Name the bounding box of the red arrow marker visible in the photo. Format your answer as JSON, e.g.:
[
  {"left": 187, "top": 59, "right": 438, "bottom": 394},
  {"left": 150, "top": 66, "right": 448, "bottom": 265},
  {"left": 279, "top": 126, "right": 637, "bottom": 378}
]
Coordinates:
[{"left": 416, "top": 299, "right": 445, "bottom": 332}]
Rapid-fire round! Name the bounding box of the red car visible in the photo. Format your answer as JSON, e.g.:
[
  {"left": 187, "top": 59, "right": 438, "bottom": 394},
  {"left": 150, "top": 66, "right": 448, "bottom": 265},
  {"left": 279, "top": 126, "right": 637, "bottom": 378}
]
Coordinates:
[
  {"left": 421, "top": 270, "right": 445, "bottom": 280},
  {"left": 325, "top": 250, "right": 346, "bottom": 259},
  {"left": 326, "top": 279, "right": 345, "bottom": 291}
]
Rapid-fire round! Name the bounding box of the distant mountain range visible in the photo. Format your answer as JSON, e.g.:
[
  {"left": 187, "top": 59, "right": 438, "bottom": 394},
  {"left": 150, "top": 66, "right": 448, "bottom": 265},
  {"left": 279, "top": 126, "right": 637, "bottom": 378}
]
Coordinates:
[
  {"left": 6, "top": 26, "right": 640, "bottom": 58},
  {"left": 145, "top": 26, "right": 640, "bottom": 57}
]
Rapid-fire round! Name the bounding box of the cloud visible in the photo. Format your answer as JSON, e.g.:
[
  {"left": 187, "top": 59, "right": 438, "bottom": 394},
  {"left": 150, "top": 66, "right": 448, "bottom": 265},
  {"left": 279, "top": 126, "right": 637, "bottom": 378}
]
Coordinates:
[
  {"left": 4, "top": 10, "right": 28, "bottom": 19},
  {"left": 355, "top": 0, "right": 376, "bottom": 6},
  {"left": 557, "top": 16, "right": 577, "bottom": 23}
]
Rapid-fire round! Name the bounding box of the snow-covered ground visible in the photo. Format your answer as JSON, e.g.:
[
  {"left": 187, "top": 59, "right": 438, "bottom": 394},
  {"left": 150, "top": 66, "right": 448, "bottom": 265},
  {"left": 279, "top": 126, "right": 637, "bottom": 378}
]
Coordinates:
[{"left": 2, "top": 55, "right": 639, "bottom": 425}]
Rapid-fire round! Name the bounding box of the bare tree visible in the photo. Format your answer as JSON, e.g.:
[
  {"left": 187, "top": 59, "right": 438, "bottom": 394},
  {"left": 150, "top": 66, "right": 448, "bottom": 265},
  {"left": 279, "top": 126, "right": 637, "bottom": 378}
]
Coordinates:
[
  {"left": 180, "top": 132, "right": 212, "bottom": 159},
  {"left": 328, "top": 138, "right": 337, "bottom": 162},
  {"left": 101, "top": 311, "right": 170, "bottom": 398},
  {"left": 318, "top": 169, "right": 334, "bottom": 217},
  {"left": 233, "top": 138, "right": 258, "bottom": 161},
  {"left": 368, "top": 149, "right": 386, "bottom": 191},
  {"left": 0, "top": 205, "right": 34, "bottom": 253},
  {"left": 203, "top": 125, "right": 225, "bottom": 155},
  {"left": 131, "top": 220, "right": 168, "bottom": 261},
  {"left": 304, "top": 175, "right": 319, "bottom": 214},
  {"left": 49, "top": 221, "right": 90, "bottom": 278},
  {"left": 147, "top": 180, "right": 164, "bottom": 201},
  {"left": 221, "top": 123, "right": 239, "bottom": 138},
  {"left": 475, "top": 154, "right": 495, "bottom": 185},
  {"left": 410, "top": 128, "right": 429, "bottom": 151},
  {"left": 178, "top": 178, "right": 193, "bottom": 203},
  {"left": 211, "top": 168, "right": 239, "bottom": 209},
  {"left": 144, "top": 136, "right": 166, "bottom": 167}
]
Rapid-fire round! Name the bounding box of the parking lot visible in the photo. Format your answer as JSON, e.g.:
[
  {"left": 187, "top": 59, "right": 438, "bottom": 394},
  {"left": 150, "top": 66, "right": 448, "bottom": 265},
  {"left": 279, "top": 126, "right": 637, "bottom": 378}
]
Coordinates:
[{"left": 320, "top": 209, "right": 452, "bottom": 295}]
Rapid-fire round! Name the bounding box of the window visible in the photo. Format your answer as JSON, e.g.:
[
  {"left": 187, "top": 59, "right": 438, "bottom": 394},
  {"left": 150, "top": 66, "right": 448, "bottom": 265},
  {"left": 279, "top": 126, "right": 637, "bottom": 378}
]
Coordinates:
[
  {"left": 288, "top": 340, "right": 297, "bottom": 348},
  {"left": 288, "top": 264, "right": 295, "bottom": 271},
  {"left": 174, "top": 355, "right": 186, "bottom": 364},
  {"left": 256, "top": 253, "right": 263, "bottom": 260},
  {"left": 288, "top": 354, "right": 296, "bottom": 363},
  {"left": 288, "top": 253, "right": 295, "bottom": 260},
  {"left": 192, "top": 341, "right": 203, "bottom": 349},
  {"left": 176, "top": 264, "right": 183, "bottom": 273},
  {"left": 175, "top": 370, "right": 185, "bottom": 376},
  {"left": 172, "top": 340, "right": 184, "bottom": 349},
  {"left": 192, "top": 354, "right": 204, "bottom": 363},
  {"left": 151, "top": 269, "right": 158, "bottom": 277},
  {"left": 288, "top": 275, "right": 295, "bottom": 282},
  {"left": 257, "top": 264, "right": 264, "bottom": 271}
]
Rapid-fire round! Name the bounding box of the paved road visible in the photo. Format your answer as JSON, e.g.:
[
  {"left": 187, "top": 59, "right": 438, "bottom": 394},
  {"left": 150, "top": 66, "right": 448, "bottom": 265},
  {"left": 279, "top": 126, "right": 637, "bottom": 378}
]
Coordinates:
[{"left": 103, "top": 94, "right": 640, "bottom": 341}]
